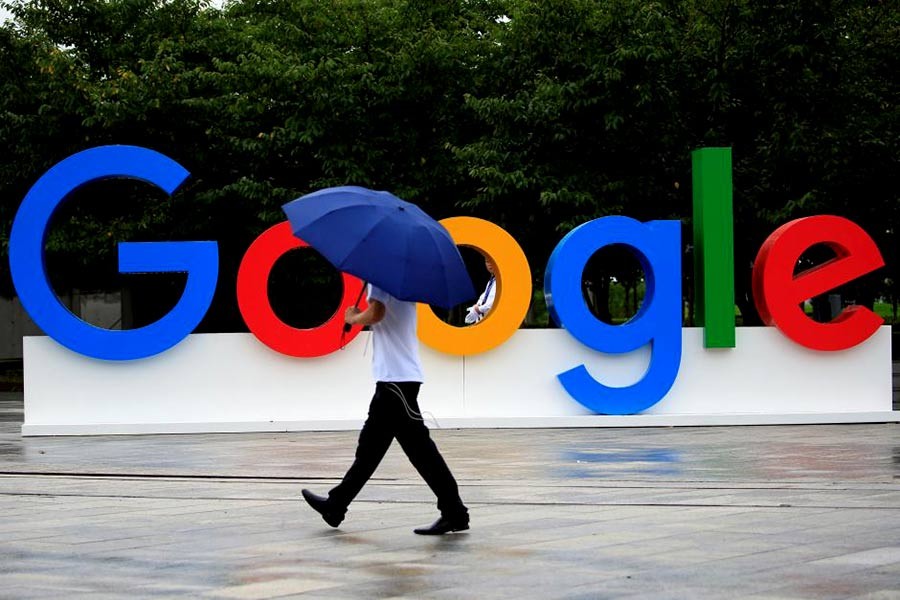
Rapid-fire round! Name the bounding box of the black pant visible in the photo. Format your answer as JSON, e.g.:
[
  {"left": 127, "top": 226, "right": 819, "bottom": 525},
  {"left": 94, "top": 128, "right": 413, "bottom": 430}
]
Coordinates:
[{"left": 328, "top": 381, "right": 468, "bottom": 518}]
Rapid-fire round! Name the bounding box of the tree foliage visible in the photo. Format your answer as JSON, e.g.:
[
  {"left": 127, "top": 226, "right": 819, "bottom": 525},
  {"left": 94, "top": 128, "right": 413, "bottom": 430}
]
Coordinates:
[{"left": 0, "top": 0, "right": 896, "bottom": 330}]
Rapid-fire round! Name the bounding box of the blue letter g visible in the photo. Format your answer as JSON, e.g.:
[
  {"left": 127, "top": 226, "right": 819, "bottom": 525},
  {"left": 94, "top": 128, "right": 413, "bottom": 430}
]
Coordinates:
[
  {"left": 544, "top": 216, "right": 682, "bottom": 414},
  {"left": 8, "top": 146, "right": 218, "bottom": 360}
]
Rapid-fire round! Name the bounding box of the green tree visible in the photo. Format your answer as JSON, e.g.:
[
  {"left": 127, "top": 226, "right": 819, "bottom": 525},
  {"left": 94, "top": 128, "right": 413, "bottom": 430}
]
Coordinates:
[
  {"left": 451, "top": 0, "right": 691, "bottom": 321},
  {"left": 0, "top": 0, "right": 501, "bottom": 329},
  {"left": 676, "top": 0, "right": 898, "bottom": 322},
  {"left": 1, "top": 0, "right": 895, "bottom": 335}
]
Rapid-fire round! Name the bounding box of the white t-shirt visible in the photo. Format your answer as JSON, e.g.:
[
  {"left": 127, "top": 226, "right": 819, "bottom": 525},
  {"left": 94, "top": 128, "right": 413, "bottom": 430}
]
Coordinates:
[{"left": 367, "top": 285, "right": 424, "bottom": 383}]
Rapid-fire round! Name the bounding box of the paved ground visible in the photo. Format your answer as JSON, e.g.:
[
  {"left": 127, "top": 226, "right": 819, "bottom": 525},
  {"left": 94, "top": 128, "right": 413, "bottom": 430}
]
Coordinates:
[{"left": 1, "top": 391, "right": 899, "bottom": 599}]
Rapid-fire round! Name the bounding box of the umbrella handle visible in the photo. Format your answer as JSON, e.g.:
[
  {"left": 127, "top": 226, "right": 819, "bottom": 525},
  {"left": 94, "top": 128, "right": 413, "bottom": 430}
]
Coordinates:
[{"left": 341, "top": 282, "right": 368, "bottom": 336}]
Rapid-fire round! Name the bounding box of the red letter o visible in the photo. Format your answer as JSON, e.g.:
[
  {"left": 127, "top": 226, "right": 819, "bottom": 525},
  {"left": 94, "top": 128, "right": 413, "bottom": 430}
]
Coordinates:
[{"left": 237, "top": 222, "right": 366, "bottom": 357}]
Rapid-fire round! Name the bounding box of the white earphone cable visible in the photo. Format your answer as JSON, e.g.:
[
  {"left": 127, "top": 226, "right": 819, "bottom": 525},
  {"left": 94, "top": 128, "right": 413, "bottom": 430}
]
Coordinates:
[{"left": 386, "top": 382, "right": 440, "bottom": 429}]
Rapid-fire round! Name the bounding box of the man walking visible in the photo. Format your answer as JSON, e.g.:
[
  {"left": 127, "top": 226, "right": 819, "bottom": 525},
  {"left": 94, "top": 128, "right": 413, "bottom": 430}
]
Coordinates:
[{"left": 301, "top": 284, "right": 469, "bottom": 535}]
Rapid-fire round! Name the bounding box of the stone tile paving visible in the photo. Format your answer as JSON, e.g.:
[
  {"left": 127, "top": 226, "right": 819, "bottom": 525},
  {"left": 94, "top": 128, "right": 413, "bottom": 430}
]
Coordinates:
[{"left": 1, "top": 392, "right": 899, "bottom": 598}]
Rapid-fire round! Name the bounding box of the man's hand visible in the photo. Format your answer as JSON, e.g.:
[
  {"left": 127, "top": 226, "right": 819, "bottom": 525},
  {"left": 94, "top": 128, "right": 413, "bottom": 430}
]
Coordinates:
[
  {"left": 345, "top": 306, "right": 362, "bottom": 325},
  {"left": 344, "top": 301, "right": 385, "bottom": 327}
]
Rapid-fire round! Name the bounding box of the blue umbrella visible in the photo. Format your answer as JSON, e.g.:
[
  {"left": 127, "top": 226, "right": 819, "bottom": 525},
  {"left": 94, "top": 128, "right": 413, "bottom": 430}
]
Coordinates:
[{"left": 282, "top": 186, "right": 476, "bottom": 309}]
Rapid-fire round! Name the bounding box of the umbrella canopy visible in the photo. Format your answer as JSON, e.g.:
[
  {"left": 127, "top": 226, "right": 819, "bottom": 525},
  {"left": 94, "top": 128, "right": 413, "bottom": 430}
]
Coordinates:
[{"left": 282, "top": 186, "right": 476, "bottom": 309}]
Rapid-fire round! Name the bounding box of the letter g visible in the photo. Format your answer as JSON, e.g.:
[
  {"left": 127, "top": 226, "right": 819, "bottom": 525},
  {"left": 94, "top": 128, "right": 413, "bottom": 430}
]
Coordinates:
[
  {"left": 8, "top": 146, "right": 218, "bottom": 360},
  {"left": 544, "top": 216, "right": 682, "bottom": 414}
]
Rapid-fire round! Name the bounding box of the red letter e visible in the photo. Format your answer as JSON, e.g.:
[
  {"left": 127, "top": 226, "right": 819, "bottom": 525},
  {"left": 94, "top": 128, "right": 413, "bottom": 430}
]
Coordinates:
[{"left": 752, "top": 216, "right": 884, "bottom": 351}]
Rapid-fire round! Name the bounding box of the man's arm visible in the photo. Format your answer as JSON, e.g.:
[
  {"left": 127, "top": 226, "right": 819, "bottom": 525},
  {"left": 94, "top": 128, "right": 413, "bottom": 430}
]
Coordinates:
[
  {"left": 474, "top": 281, "right": 496, "bottom": 316},
  {"left": 345, "top": 300, "right": 386, "bottom": 327}
]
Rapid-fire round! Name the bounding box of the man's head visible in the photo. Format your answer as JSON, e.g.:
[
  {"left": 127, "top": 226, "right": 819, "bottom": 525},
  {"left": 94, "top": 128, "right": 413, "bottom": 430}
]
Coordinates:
[{"left": 484, "top": 256, "right": 496, "bottom": 276}]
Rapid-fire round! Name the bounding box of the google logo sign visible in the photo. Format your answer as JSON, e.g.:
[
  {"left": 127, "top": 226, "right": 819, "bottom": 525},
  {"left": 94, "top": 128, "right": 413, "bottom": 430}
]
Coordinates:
[{"left": 8, "top": 146, "right": 886, "bottom": 415}]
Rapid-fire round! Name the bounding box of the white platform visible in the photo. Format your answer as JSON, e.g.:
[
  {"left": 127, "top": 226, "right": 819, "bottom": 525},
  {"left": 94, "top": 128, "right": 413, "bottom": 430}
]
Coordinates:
[{"left": 21, "top": 327, "right": 897, "bottom": 436}]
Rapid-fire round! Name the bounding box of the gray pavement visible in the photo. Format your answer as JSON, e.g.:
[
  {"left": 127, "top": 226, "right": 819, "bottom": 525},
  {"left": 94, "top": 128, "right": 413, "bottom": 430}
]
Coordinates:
[{"left": 1, "top": 390, "right": 899, "bottom": 599}]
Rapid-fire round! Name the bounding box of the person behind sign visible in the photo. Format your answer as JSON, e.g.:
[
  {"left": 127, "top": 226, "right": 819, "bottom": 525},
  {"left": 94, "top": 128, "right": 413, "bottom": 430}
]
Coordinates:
[
  {"left": 465, "top": 256, "right": 496, "bottom": 324},
  {"left": 301, "top": 284, "right": 470, "bottom": 535}
]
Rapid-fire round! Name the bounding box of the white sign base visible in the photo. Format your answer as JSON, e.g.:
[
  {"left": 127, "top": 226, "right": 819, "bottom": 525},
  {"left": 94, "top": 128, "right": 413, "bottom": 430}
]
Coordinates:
[{"left": 21, "top": 327, "right": 897, "bottom": 436}]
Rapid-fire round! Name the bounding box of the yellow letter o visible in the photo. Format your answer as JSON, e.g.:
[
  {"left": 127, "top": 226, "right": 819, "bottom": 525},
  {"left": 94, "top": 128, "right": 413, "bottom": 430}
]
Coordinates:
[{"left": 418, "top": 217, "right": 532, "bottom": 355}]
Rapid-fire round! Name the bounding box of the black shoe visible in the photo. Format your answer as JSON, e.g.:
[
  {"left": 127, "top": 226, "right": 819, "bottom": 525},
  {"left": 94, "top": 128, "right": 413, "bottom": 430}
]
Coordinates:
[
  {"left": 413, "top": 515, "right": 469, "bottom": 535},
  {"left": 301, "top": 489, "right": 344, "bottom": 528}
]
